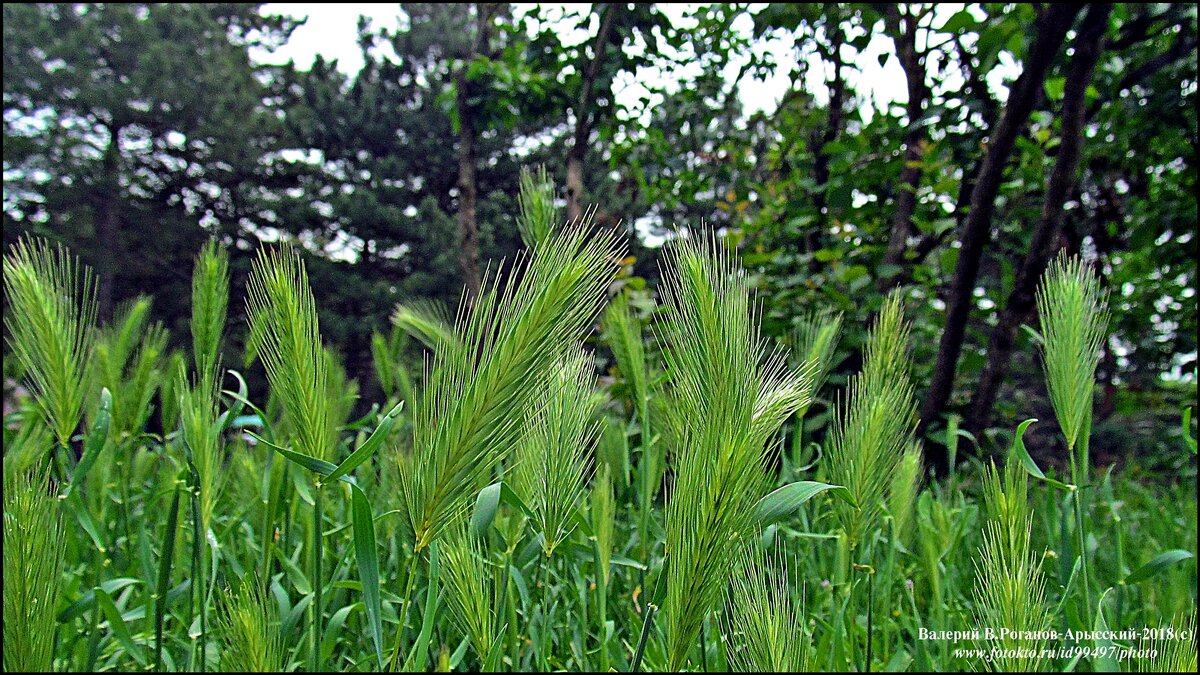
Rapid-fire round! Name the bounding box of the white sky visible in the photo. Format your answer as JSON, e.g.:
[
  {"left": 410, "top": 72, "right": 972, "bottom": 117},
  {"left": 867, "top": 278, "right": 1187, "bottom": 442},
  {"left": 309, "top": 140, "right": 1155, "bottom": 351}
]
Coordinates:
[{"left": 252, "top": 3, "right": 993, "bottom": 120}]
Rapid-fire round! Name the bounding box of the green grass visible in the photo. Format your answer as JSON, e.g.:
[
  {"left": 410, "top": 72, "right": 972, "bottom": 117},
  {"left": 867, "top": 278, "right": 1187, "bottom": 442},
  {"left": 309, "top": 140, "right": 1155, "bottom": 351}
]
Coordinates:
[{"left": 1, "top": 213, "right": 1196, "bottom": 673}]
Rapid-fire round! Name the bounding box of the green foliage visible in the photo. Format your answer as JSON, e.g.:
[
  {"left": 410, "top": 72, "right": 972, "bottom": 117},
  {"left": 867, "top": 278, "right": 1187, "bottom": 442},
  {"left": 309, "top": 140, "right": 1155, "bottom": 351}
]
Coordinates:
[
  {"left": 246, "top": 245, "right": 333, "bottom": 462},
  {"left": 659, "top": 234, "right": 812, "bottom": 671},
  {"left": 391, "top": 299, "right": 460, "bottom": 354},
  {"left": 888, "top": 443, "right": 923, "bottom": 549},
  {"left": 402, "top": 225, "right": 621, "bottom": 552},
  {"left": 191, "top": 240, "right": 229, "bottom": 391},
  {"left": 973, "top": 454, "right": 1050, "bottom": 671},
  {"left": 3, "top": 237, "right": 97, "bottom": 447},
  {"left": 827, "top": 293, "right": 918, "bottom": 548},
  {"left": 517, "top": 165, "right": 559, "bottom": 249},
  {"left": 510, "top": 348, "right": 600, "bottom": 557},
  {"left": 90, "top": 296, "right": 169, "bottom": 444},
  {"left": 440, "top": 524, "right": 500, "bottom": 667},
  {"left": 1037, "top": 253, "right": 1111, "bottom": 452},
  {"left": 2, "top": 468, "right": 65, "bottom": 673},
  {"left": 215, "top": 578, "right": 284, "bottom": 673},
  {"left": 791, "top": 307, "right": 843, "bottom": 406},
  {"left": 725, "top": 544, "right": 808, "bottom": 672}
]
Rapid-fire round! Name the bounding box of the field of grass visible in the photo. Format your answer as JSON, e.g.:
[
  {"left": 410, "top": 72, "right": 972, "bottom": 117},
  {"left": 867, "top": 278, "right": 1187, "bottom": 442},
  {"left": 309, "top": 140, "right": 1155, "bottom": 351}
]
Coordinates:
[{"left": 3, "top": 178, "right": 1197, "bottom": 673}]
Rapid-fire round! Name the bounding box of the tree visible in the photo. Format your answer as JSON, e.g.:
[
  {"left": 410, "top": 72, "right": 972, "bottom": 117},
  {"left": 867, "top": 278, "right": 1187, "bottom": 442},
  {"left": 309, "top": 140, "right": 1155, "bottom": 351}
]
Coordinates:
[
  {"left": 3, "top": 3, "right": 297, "bottom": 323},
  {"left": 918, "top": 4, "right": 1083, "bottom": 473}
]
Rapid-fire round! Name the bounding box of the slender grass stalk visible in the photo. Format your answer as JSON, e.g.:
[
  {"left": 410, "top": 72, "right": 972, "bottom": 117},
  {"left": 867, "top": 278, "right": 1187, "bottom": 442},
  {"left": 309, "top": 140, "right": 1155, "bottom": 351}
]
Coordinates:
[
  {"left": 603, "top": 293, "right": 656, "bottom": 567},
  {"left": 590, "top": 465, "right": 615, "bottom": 672},
  {"left": 3, "top": 468, "right": 66, "bottom": 673},
  {"left": 246, "top": 244, "right": 336, "bottom": 672},
  {"left": 659, "top": 234, "right": 813, "bottom": 671},
  {"left": 1036, "top": 253, "right": 1109, "bottom": 625}
]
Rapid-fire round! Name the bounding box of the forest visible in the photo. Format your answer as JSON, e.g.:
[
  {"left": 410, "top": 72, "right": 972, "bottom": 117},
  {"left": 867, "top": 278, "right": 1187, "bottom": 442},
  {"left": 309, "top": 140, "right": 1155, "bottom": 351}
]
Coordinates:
[{"left": 2, "top": 3, "right": 1197, "bottom": 673}]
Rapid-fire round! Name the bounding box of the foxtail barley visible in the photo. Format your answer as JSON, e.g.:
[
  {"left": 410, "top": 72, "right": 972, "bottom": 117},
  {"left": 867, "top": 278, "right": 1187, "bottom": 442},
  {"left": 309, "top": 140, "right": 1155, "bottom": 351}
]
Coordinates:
[
  {"left": 659, "top": 234, "right": 813, "bottom": 671},
  {"left": 4, "top": 237, "right": 97, "bottom": 450},
  {"left": 2, "top": 467, "right": 65, "bottom": 672}
]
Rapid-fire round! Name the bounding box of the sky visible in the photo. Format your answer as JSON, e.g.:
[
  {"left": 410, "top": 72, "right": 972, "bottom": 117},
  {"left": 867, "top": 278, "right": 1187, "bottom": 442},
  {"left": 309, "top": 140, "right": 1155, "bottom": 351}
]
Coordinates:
[{"left": 251, "top": 3, "right": 993, "bottom": 120}]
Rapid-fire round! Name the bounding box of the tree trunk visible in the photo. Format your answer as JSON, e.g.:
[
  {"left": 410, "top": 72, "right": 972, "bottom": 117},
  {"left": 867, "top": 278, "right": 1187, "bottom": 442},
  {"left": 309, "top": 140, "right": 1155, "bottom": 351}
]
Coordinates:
[
  {"left": 566, "top": 4, "right": 616, "bottom": 223},
  {"left": 965, "top": 4, "right": 1112, "bottom": 436},
  {"left": 879, "top": 6, "right": 929, "bottom": 292},
  {"left": 919, "top": 4, "right": 1082, "bottom": 474},
  {"left": 96, "top": 123, "right": 124, "bottom": 323},
  {"left": 455, "top": 4, "right": 495, "bottom": 302}
]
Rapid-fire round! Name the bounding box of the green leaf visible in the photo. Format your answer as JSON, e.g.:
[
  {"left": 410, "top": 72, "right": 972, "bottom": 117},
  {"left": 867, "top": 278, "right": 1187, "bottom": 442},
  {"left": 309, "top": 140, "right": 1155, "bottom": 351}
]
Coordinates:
[
  {"left": 1092, "top": 588, "right": 1120, "bottom": 672},
  {"left": 154, "top": 480, "right": 183, "bottom": 671},
  {"left": 350, "top": 484, "right": 385, "bottom": 670},
  {"left": 326, "top": 400, "right": 403, "bottom": 483},
  {"left": 248, "top": 431, "right": 345, "bottom": 482},
  {"left": 1009, "top": 419, "right": 1074, "bottom": 491},
  {"left": 1044, "top": 76, "right": 1066, "bottom": 101},
  {"left": 71, "top": 387, "right": 112, "bottom": 487},
  {"left": 1183, "top": 406, "right": 1197, "bottom": 454},
  {"left": 753, "top": 481, "right": 855, "bottom": 525},
  {"left": 412, "top": 541, "right": 440, "bottom": 672},
  {"left": 1122, "top": 549, "right": 1195, "bottom": 585},
  {"left": 471, "top": 482, "right": 503, "bottom": 538},
  {"left": 95, "top": 586, "right": 148, "bottom": 666}
]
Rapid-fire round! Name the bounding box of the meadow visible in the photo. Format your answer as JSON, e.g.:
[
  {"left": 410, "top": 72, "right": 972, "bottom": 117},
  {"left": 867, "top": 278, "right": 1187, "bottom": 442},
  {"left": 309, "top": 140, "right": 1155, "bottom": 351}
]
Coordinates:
[{"left": 3, "top": 175, "right": 1197, "bottom": 673}]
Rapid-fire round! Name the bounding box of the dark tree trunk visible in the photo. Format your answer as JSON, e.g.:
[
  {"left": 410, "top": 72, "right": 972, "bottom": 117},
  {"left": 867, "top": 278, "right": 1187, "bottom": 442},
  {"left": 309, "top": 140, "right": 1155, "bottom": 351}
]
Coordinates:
[
  {"left": 96, "top": 123, "right": 124, "bottom": 323},
  {"left": 879, "top": 6, "right": 929, "bottom": 292},
  {"left": 965, "top": 4, "right": 1112, "bottom": 436},
  {"left": 566, "top": 4, "right": 616, "bottom": 223},
  {"left": 919, "top": 4, "right": 1083, "bottom": 475},
  {"left": 455, "top": 4, "right": 497, "bottom": 302}
]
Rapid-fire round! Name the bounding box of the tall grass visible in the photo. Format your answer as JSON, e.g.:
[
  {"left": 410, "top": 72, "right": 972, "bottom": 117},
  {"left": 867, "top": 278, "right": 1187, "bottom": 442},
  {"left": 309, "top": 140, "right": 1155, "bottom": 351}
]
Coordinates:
[
  {"left": 246, "top": 244, "right": 336, "bottom": 672},
  {"left": 1036, "top": 252, "right": 1110, "bottom": 624},
  {"left": 510, "top": 347, "right": 600, "bottom": 557},
  {"left": 659, "top": 234, "right": 813, "bottom": 671},
  {"left": 402, "top": 225, "right": 621, "bottom": 552},
  {"left": 973, "top": 454, "right": 1050, "bottom": 671},
  {"left": 827, "top": 292, "right": 917, "bottom": 551},
  {"left": 725, "top": 543, "right": 809, "bottom": 672},
  {"left": 1, "top": 229, "right": 1193, "bottom": 675},
  {"left": 215, "top": 578, "right": 284, "bottom": 673},
  {"left": 3, "top": 237, "right": 97, "bottom": 451},
  {"left": 2, "top": 468, "right": 65, "bottom": 672}
]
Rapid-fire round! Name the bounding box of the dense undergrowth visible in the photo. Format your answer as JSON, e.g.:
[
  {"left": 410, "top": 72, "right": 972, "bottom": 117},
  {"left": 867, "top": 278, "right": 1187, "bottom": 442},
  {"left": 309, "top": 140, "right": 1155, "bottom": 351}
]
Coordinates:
[{"left": 3, "top": 175, "right": 1197, "bottom": 673}]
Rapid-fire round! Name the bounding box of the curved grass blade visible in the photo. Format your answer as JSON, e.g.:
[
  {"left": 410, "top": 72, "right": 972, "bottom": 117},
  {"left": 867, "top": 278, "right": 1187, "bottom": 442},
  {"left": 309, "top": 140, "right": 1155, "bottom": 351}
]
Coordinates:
[
  {"left": 351, "top": 484, "right": 386, "bottom": 669},
  {"left": 753, "top": 481, "right": 855, "bottom": 525},
  {"left": 327, "top": 400, "right": 403, "bottom": 483}
]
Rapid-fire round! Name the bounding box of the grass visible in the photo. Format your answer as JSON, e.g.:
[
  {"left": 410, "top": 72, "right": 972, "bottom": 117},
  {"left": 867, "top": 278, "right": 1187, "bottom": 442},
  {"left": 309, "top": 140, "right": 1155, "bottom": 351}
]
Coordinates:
[{"left": 1, "top": 202, "right": 1195, "bottom": 673}]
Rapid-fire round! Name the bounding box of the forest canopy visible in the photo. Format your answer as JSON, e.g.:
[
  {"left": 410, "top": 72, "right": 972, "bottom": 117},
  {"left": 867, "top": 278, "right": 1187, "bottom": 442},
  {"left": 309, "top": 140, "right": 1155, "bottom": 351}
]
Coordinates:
[{"left": 4, "top": 3, "right": 1197, "bottom": 469}]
